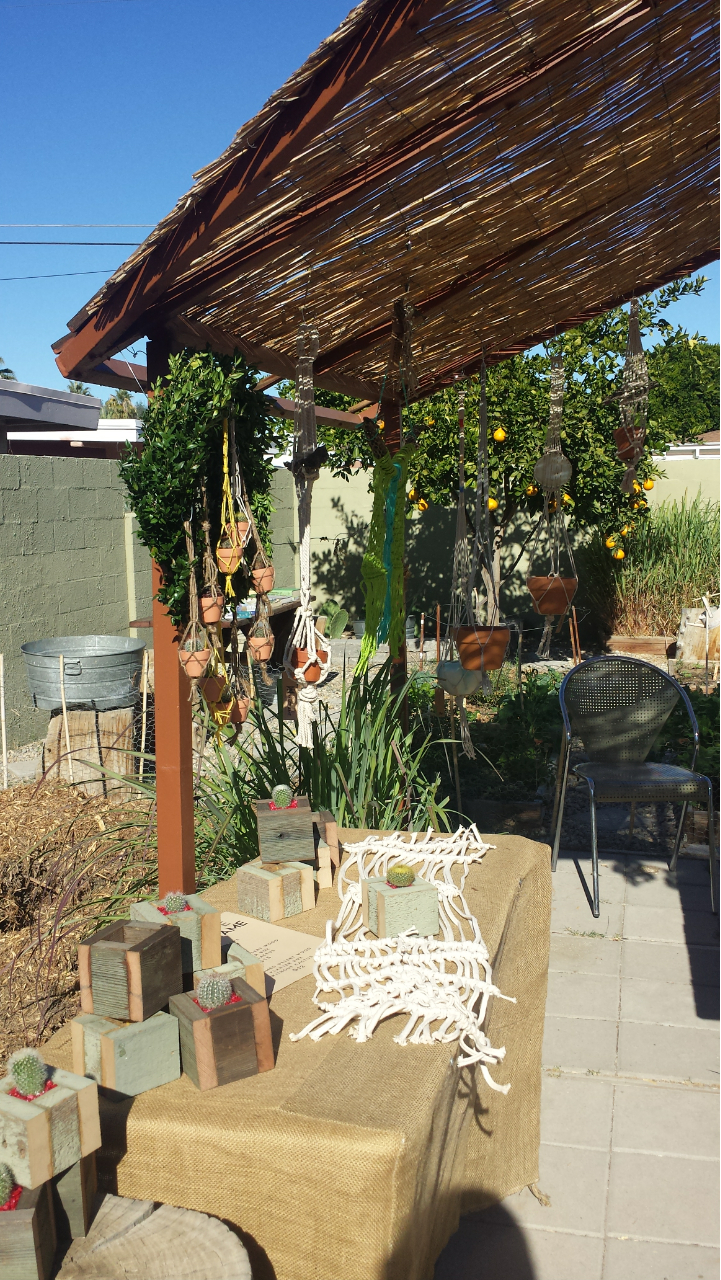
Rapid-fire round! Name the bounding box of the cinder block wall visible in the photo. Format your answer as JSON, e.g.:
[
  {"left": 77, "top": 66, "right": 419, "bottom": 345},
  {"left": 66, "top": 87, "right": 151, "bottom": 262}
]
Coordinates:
[{"left": 0, "top": 455, "right": 152, "bottom": 749}]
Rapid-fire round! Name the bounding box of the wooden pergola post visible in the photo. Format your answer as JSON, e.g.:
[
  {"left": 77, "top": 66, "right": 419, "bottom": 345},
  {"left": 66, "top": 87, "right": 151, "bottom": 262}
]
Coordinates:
[{"left": 148, "top": 336, "right": 196, "bottom": 896}]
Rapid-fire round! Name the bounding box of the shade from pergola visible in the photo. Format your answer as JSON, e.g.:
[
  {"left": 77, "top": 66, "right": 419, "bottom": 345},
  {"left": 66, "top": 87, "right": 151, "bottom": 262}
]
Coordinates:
[{"left": 54, "top": 0, "right": 718, "bottom": 401}]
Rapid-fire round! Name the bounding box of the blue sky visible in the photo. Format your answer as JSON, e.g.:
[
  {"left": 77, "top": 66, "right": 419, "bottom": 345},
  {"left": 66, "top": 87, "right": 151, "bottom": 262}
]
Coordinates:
[{"left": 1, "top": 0, "right": 718, "bottom": 398}]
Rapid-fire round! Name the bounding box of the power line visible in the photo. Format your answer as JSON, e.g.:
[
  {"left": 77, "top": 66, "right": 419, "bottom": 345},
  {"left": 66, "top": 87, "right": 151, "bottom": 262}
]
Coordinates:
[
  {"left": 0, "top": 223, "right": 154, "bottom": 227},
  {"left": 0, "top": 268, "right": 114, "bottom": 281},
  {"left": 0, "top": 240, "right": 140, "bottom": 245}
]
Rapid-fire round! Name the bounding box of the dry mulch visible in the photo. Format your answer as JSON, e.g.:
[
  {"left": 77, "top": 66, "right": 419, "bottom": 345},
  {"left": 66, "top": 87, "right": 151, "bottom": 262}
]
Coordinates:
[{"left": 0, "top": 781, "right": 155, "bottom": 1060}]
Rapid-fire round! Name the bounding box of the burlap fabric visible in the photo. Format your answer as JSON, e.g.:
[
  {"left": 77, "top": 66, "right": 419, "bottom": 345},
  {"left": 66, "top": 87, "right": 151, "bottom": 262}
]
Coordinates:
[{"left": 44, "top": 832, "right": 550, "bottom": 1280}]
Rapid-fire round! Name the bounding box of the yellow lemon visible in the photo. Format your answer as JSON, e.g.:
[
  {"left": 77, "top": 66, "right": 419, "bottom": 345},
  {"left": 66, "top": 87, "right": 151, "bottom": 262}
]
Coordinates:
[
  {"left": 605, "top": 536, "right": 616, "bottom": 548},
  {"left": 525, "top": 483, "right": 539, "bottom": 497},
  {"left": 642, "top": 478, "right": 654, "bottom": 491},
  {"left": 562, "top": 493, "right": 573, "bottom": 504},
  {"left": 417, "top": 498, "right": 429, "bottom": 512},
  {"left": 408, "top": 488, "right": 418, "bottom": 502},
  {"left": 424, "top": 417, "right": 435, "bottom": 426},
  {"left": 632, "top": 479, "right": 642, "bottom": 493},
  {"left": 620, "top": 525, "right": 629, "bottom": 536},
  {"left": 612, "top": 548, "right": 625, "bottom": 560},
  {"left": 493, "top": 427, "right": 506, "bottom": 442},
  {"left": 488, "top": 497, "right": 499, "bottom": 511},
  {"left": 377, "top": 419, "right": 385, "bottom": 431}
]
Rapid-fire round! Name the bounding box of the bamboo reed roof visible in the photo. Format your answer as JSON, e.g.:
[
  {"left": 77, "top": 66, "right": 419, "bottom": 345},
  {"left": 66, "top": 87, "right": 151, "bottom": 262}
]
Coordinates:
[{"left": 54, "top": 0, "right": 719, "bottom": 402}]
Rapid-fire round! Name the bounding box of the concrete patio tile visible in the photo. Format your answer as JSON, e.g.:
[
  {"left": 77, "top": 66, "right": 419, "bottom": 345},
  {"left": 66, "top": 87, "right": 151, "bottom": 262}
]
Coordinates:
[
  {"left": 617, "top": 1021, "right": 720, "bottom": 1083},
  {"left": 546, "top": 971, "right": 620, "bottom": 1022},
  {"left": 624, "top": 904, "right": 720, "bottom": 946},
  {"left": 612, "top": 1082, "right": 719, "bottom": 1159},
  {"left": 487, "top": 1145, "right": 610, "bottom": 1234},
  {"left": 620, "top": 976, "right": 719, "bottom": 1027},
  {"left": 553, "top": 862, "right": 626, "bottom": 902},
  {"left": 606, "top": 1151, "right": 720, "bottom": 1245},
  {"left": 621, "top": 939, "right": 719, "bottom": 987},
  {"left": 543, "top": 1016, "right": 617, "bottom": 1073},
  {"left": 603, "top": 1237, "right": 719, "bottom": 1280},
  {"left": 541, "top": 1073, "right": 613, "bottom": 1149},
  {"left": 434, "top": 1220, "right": 604, "bottom": 1280},
  {"left": 550, "top": 933, "right": 622, "bottom": 976},
  {"left": 552, "top": 901, "right": 624, "bottom": 940},
  {"left": 624, "top": 872, "right": 711, "bottom": 911}
]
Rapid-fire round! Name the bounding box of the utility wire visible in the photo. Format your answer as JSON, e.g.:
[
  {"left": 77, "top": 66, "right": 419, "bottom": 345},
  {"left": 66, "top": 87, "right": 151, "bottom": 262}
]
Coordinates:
[
  {"left": 0, "top": 223, "right": 154, "bottom": 227},
  {"left": 0, "top": 240, "right": 140, "bottom": 245},
  {"left": 0, "top": 268, "right": 114, "bottom": 281}
]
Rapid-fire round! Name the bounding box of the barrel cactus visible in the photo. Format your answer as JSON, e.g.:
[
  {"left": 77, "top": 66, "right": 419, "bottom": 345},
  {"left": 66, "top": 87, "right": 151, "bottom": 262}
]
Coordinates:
[
  {"left": 7, "top": 1048, "right": 48, "bottom": 1098},
  {"left": 386, "top": 864, "right": 415, "bottom": 888},
  {"left": 197, "top": 974, "right": 233, "bottom": 1010},
  {"left": 271, "top": 784, "right": 293, "bottom": 809},
  {"left": 0, "top": 1163, "right": 16, "bottom": 1206},
  {"left": 163, "top": 891, "right": 187, "bottom": 913}
]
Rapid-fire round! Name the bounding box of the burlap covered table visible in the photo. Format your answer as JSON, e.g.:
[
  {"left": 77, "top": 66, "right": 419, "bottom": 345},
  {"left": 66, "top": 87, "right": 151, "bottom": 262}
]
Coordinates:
[{"left": 45, "top": 832, "right": 550, "bottom": 1280}]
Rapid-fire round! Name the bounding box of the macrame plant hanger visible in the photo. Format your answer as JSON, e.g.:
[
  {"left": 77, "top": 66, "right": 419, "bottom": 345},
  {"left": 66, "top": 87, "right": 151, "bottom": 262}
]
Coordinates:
[
  {"left": 607, "top": 297, "right": 652, "bottom": 493},
  {"left": 527, "top": 356, "right": 577, "bottom": 658},
  {"left": 229, "top": 419, "right": 274, "bottom": 688},
  {"left": 283, "top": 324, "right": 331, "bottom": 747}
]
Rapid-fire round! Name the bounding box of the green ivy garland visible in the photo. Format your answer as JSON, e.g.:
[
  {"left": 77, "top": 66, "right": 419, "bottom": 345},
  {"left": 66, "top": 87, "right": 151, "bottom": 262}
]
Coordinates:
[{"left": 119, "top": 348, "right": 285, "bottom": 626}]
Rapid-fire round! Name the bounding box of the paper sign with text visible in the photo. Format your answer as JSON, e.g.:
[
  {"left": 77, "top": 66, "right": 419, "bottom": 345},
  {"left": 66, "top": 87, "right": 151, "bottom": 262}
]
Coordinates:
[{"left": 221, "top": 912, "right": 321, "bottom": 995}]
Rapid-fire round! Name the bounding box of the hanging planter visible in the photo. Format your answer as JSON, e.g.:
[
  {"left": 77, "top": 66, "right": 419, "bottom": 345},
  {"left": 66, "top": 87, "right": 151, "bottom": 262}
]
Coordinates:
[
  {"left": 198, "top": 673, "right": 228, "bottom": 703},
  {"left": 199, "top": 587, "right": 225, "bottom": 624},
  {"left": 247, "top": 633, "right": 274, "bottom": 662},
  {"left": 216, "top": 541, "right": 243, "bottom": 575},
  {"left": 293, "top": 646, "right": 328, "bottom": 683},
  {"left": 252, "top": 564, "right": 275, "bottom": 594},
  {"left": 229, "top": 695, "right": 251, "bottom": 724},
  {"left": 526, "top": 575, "right": 578, "bottom": 616},
  {"left": 179, "top": 644, "right": 211, "bottom": 679},
  {"left": 436, "top": 661, "right": 484, "bottom": 698},
  {"left": 453, "top": 625, "right": 510, "bottom": 672}
]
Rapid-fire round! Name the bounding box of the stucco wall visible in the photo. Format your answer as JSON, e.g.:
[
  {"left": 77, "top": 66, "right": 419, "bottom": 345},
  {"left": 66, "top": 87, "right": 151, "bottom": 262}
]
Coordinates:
[
  {"left": 0, "top": 455, "right": 152, "bottom": 749},
  {"left": 648, "top": 453, "right": 720, "bottom": 508}
]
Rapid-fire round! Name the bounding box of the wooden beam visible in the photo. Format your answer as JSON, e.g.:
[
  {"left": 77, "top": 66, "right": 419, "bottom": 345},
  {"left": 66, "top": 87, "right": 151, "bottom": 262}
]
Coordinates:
[{"left": 52, "top": 0, "right": 441, "bottom": 377}]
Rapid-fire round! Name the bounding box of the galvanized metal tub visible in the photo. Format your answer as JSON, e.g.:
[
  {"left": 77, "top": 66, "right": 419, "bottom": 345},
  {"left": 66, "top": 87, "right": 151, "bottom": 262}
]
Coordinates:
[{"left": 21, "top": 636, "right": 146, "bottom": 711}]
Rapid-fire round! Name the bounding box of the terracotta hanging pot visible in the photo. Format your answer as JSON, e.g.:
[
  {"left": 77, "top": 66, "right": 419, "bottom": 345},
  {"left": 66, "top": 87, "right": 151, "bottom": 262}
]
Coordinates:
[
  {"left": 453, "top": 626, "right": 510, "bottom": 672},
  {"left": 235, "top": 520, "right": 250, "bottom": 545},
  {"left": 526, "top": 575, "right": 578, "bottom": 615},
  {"left": 293, "top": 647, "right": 328, "bottom": 683},
  {"left": 199, "top": 591, "right": 225, "bottom": 624},
  {"left": 252, "top": 565, "right": 275, "bottom": 594},
  {"left": 436, "top": 661, "right": 484, "bottom": 698},
  {"left": 247, "top": 634, "right": 274, "bottom": 662},
  {"left": 179, "top": 648, "right": 211, "bottom": 679},
  {"left": 216, "top": 545, "right": 243, "bottom": 575},
  {"left": 229, "top": 696, "right": 250, "bottom": 725},
  {"left": 198, "top": 674, "right": 228, "bottom": 703}
]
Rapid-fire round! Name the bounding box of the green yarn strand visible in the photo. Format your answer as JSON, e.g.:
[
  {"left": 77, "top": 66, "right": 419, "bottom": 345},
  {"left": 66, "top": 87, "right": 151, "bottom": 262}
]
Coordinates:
[{"left": 355, "top": 445, "right": 413, "bottom": 673}]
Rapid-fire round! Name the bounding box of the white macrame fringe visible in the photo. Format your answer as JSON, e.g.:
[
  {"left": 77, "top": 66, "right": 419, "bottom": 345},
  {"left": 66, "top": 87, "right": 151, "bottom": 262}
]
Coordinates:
[{"left": 290, "top": 826, "right": 514, "bottom": 1088}]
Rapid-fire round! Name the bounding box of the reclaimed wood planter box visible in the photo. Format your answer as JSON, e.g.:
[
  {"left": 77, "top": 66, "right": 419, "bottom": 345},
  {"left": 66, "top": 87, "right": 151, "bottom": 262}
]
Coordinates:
[
  {"left": 362, "top": 877, "right": 439, "bottom": 939},
  {"left": 0, "top": 1181, "right": 56, "bottom": 1280},
  {"left": 129, "top": 895, "right": 221, "bottom": 974},
  {"left": 78, "top": 921, "right": 182, "bottom": 1020},
  {"left": 254, "top": 796, "right": 316, "bottom": 864},
  {"left": 606, "top": 635, "right": 675, "bottom": 657},
  {"left": 237, "top": 862, "right": 306, "bottom": 922},
  {"left": 170, "top": 977, "right": 274, "bottom": 1091},
  {"left": 194, "top": 942, "right": 265, "bottom": 997},
  {"left": 71, "top": 1010, "right": 181, "bottom": 1097},
  {"left": 0, "top": 1069, "right": 100, "bottom": 1189},
  {"left": 51, "top": 1152, "right": 97, "bottom": 1242}
]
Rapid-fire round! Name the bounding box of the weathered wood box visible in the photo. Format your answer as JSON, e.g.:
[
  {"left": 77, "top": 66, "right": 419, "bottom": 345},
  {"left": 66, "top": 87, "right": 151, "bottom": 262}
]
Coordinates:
[
  {"left": 70, "top": 1010, "right": 180, "bottom": 1096},
  {"left": 51, "top": 1152, "right": 97, "bottom": 1243},
  {"left": 362, "top": 876, "right": 439, "bottom": 939},
  {"left": 0, "top": 1069, "right": 100, "bottom": 1189},
  {"left": 237, "top": 862, "right": 305, "bottom": 922},
  {"left": 78, "top": 921, "right": 182, "bottom": 1021},
  {"left": 194, "top": 942, "right": 265, "bottom": 997},
  {"left": 129, "top": 895, "right": 221, "bottom": 973},
  {"left": 0, "top": 1181, "right": 56, "bottom": 1280},
  {"left": 254, "top": 796, "right": 316, "bottom": 864},
  {"left": 169, "top": 976, "right": 274, "bottom": 1091}
]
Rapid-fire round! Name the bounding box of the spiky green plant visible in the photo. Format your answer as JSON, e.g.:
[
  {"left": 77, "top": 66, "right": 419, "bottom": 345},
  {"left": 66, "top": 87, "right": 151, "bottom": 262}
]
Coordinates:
[
  {"left": 163, "top": 891, "right": 187, "bottom": 913},
  {"left": 7, "top": 1048, "right": 47, "bottom": 1098},
  {"left": 197, "top": 974, "right": 233, "bottom": 1009},
  {"left": 0, "top": 1164, "right": 16, "bottom": 1206},
  {"left": 271, "top": 784, "right": 293, "bottom": 810},
  {"left": 386, "top": 864, "right": 415, "bottom": 887}
]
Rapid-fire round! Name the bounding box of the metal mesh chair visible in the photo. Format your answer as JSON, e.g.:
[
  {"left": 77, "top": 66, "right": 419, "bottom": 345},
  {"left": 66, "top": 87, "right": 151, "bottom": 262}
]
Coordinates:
[{"left": 551, "top": 656, "right": 716, "bottom": 916}]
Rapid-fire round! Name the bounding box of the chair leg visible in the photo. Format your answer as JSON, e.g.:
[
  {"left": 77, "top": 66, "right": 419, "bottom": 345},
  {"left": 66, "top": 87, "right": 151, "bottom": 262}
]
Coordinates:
[
  {"left": 551, "top": 741, "right": 570, "bottom": 873},
  {"left": 670, "top": 801, "right": 690, "bottom": 873},
  {"left": 707, "top": 784, "right": 716, "bottom": 915},
  {"left": 588, "top": 783, "right": 600, "bottom": 919},
  {"left": 628, "top": 801, "right": 635, "bottom": 836}
]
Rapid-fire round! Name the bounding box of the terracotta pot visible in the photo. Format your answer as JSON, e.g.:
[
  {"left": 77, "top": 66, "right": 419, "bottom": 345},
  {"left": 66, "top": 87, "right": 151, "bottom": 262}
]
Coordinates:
[
  {"left": 453, "top": 626, "right": 510, "bottom": 672},
  {"left": 229, "top": 696, "right": 250, "bottom": 725},
  {"left": 252, "top": 565, "right": 275, "bottom": 594},
  {"left": 216, "top": 545, "right": 243, "bottom": 575},
  {"left": 198, "top": 674, "right": 228, "bottom": 703},
  {"left": 294, "top": 646, "right": 328, "bottom": 683},
  {"left": 247, "top": 634, "right": 274, "bottom": 662},
  {"left": 179, "top": 648, "right": 211, "bottom": 679},
  {"left": 526, "top": 575, "right": 577, "bottom": 615},
  {"left": 234, "top": 520, "right": 250, "bottom": 545},
  {"left": 199, "top": 591, "right": 225, "bottom": 624}
]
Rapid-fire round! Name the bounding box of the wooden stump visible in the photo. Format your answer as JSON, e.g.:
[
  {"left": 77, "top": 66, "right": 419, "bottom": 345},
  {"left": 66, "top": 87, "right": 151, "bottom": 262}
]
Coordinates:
[
  {"left": 42, "top": 709, "right": 135, "bottom": 799},
  {"left": 57, "top": 1193, "right": 252, "bottom": 1278}
]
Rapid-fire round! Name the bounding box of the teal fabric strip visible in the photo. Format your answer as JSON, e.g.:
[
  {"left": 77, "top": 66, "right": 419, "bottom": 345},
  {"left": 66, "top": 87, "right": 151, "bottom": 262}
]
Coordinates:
[{"left": 378, "top": 461, "right": 401, "bottom": 644}]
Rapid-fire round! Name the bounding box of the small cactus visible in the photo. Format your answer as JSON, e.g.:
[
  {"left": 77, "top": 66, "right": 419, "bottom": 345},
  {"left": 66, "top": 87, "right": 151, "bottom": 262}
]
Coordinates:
[
  {"left": 386, "top": 864, "right": 415, "bottom": 888},
  {"left": 271, "top": 784, "right": 293, "bottom": 809},
  {"left": 7, "top": 1048, "right": 48, "bottom": 1098},
  {"left": 163, "top": 891, "right": 187, "bottom": 913},
  {"left": 197, "top": 974, "right": 233, "bottom": 1010},
  {"left": 0, "top": 1163, "right": 16, "bottom": 1207}
]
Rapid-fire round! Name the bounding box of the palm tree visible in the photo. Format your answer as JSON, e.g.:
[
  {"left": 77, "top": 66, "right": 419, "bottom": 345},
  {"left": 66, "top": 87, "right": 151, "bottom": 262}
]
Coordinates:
[
  {"left": 0, "top": 356, "right": 15, "bottom": 380},
  {"left": 67, "top": 380, "right": 91, "bottom": 395},
  {"left": 101, "top": 388, "right": 140, "bottom": 419}
]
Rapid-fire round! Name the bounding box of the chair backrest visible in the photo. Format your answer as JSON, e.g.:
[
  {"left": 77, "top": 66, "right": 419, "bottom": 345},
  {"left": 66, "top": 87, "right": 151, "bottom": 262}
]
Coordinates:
[{"left": 561, "top": 656, "right": 680, "bottom": 764}]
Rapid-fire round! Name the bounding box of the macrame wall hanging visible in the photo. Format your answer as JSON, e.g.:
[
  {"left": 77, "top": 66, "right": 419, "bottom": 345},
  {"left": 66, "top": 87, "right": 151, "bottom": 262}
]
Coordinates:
[
  {"left": 527, "top": 356, "right": 577, "bottom": 659},
  {"left": 289, "top": 827, "right": 513, "bottom": 1088},
  {"left": 354, "top": 438, "right": 415, "bottom": 675},
  {"left": 607, "top": 297, "right": 652, "bottom": 494},
  {"left": 283, "top": 325, "right": 331, "bottom": 747}
]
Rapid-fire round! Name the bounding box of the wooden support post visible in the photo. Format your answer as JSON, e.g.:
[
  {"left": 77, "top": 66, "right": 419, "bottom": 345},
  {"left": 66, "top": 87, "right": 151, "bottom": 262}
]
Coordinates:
[
  {"left": 147, "top": 333, "right": 196, "bottom": 896},
  {"left": 382, "top": 385, "right": 408, "bottom": 710}
]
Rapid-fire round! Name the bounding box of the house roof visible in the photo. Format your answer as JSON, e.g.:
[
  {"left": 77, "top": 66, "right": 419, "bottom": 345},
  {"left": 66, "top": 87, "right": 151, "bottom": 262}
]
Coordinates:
[{"left": 53, "top": 0, "right": 719, "bottom": 403}]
